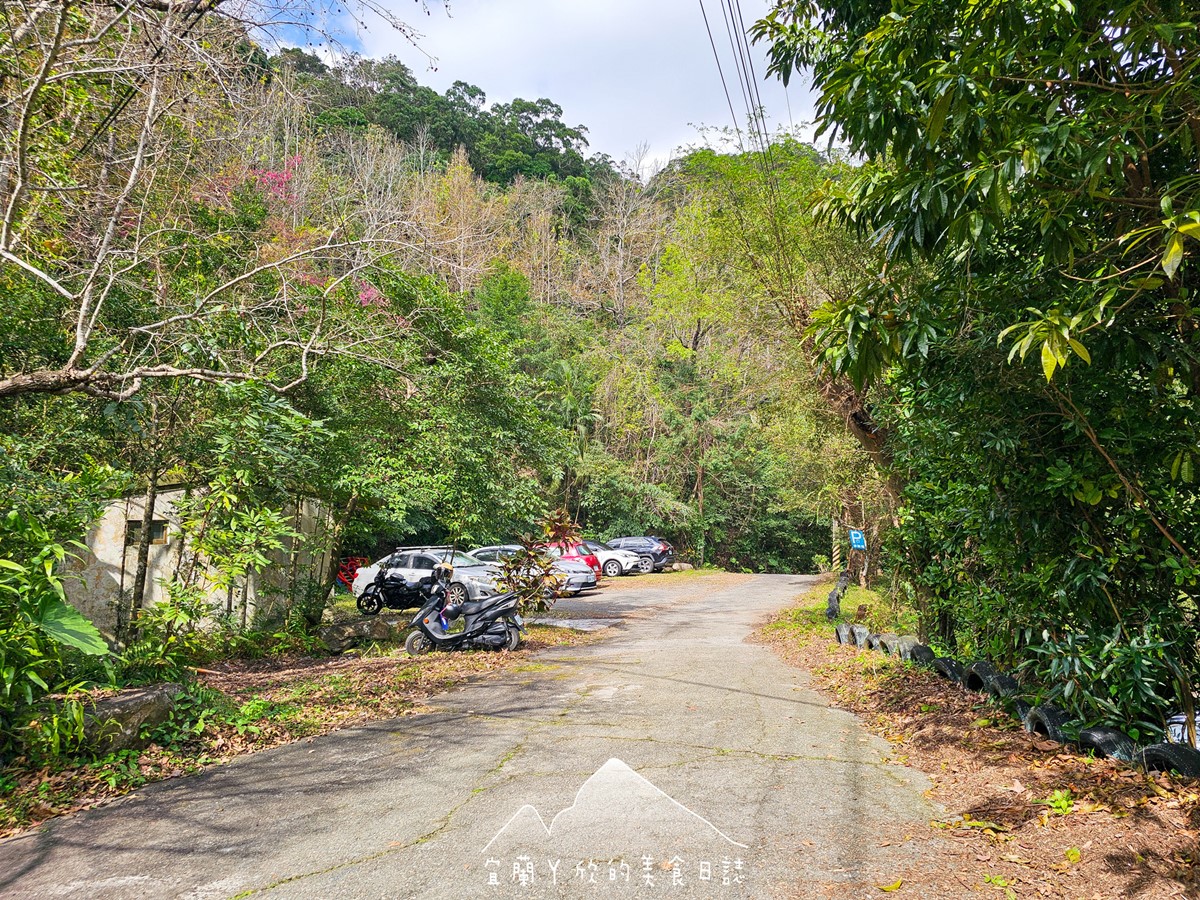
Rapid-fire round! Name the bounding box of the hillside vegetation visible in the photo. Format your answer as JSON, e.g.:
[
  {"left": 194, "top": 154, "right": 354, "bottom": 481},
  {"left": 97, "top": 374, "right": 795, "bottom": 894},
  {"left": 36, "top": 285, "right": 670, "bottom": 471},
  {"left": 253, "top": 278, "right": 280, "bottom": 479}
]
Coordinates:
[{"left": 0, "top": 2, "right": 873, "bottom": 760}]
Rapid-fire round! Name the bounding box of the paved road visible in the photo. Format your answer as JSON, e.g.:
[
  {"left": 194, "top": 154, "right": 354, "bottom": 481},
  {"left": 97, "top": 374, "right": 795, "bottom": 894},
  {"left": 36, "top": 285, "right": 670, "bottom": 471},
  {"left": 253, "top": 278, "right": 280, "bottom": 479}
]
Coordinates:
[{"left": 0, "top": 574, "right": 940, "bottom": 899}]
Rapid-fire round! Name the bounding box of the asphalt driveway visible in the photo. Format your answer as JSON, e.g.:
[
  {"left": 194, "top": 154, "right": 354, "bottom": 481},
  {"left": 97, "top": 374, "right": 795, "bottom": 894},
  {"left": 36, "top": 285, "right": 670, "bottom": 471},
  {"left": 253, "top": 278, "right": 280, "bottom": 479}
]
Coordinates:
[{"left": 0, "top": 573, "right": 941, "bottom": 899}]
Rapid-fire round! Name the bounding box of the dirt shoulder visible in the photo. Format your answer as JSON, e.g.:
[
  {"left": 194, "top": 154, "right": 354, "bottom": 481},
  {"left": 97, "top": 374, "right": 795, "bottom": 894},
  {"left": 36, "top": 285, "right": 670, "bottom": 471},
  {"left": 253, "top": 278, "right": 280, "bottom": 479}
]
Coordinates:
[
  {"left": 755, "top": 583, "right": 1200, "bottom": 899},
  {"left": 0, "top": 623, "right": 596, "bottom": 840}
]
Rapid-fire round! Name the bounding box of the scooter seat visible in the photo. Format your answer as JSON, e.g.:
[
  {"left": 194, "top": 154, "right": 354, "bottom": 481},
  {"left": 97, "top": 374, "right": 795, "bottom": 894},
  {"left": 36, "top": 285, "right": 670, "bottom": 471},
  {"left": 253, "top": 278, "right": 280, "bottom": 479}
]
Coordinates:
[{"left": 458, "top": 599, "right": 488, "bottom": 617}]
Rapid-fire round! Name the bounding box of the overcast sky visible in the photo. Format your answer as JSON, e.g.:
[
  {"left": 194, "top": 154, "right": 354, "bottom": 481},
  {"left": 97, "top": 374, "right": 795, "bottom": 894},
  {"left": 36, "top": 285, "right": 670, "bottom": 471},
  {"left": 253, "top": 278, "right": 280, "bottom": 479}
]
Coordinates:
[{"left": 347, "top": 0, "right": 818, "bottom": 170}]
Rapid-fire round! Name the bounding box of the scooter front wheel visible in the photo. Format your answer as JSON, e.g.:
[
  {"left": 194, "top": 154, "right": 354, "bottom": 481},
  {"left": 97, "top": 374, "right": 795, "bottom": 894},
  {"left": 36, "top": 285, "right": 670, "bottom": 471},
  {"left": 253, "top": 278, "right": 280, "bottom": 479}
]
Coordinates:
[{"left": 405, "top": 630, "right": 433, "bottom": 656}]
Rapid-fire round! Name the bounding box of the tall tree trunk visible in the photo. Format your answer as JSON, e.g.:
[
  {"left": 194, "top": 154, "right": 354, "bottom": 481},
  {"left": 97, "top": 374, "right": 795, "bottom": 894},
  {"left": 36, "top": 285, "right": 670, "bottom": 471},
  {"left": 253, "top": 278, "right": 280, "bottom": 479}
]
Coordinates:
[
  {"left": 127, "top": 468, "right": 160, "bottom": 637},
  {"left": 317, "top": 492, "right": 359, "bottom": 624},
  {"left": 818, "top": 377, "right": 905, "bottom": 510}
]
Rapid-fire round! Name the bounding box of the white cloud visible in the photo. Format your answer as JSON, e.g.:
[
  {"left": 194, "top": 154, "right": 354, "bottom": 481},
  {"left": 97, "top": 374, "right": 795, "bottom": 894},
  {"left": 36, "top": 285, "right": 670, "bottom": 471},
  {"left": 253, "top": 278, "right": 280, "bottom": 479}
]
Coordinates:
[{"left": 354, "top": 0, "right": 818, "bottom": 166}]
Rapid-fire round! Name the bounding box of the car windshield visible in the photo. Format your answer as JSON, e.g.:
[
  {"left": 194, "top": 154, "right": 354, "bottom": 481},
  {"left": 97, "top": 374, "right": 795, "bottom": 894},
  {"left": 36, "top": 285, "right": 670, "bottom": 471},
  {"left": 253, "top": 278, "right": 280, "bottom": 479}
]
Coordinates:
[
  {"left": 589, "top": 541, "right": 614, "bottom": 551},
  {"left": 424, "top": 549, "right": 486, "bottom": 567}
]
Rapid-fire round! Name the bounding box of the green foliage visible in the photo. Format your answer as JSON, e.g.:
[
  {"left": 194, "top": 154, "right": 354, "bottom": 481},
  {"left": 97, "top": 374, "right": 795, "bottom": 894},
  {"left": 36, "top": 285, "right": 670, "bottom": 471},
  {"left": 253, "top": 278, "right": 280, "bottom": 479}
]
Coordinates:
[
  {"left": 300, "top": 55, "right": 611, "bottom": 189},
  {"left": 0, "top": 515, "right": 108, "bottom": 755},
  {"left": 493, "top": 509, "right": 584, "bottom": 614},
  {"left": 19, "top": 696, "right": 87, "bottom": 763},
  {"left": 0, "top": 25, "right": 868, "bottom": 773},
  {"left": 756, "top": 0, "right": 1200, "bottom": 730},
  {"left": 1023, "top": 625, "right": 1182, "bottom": 742},
  {"left": 1033, "top": 789, "right": 1075, "bottom": 816},
  {"left": 117, "top": 582, "right": 212, "bottom": 683}
]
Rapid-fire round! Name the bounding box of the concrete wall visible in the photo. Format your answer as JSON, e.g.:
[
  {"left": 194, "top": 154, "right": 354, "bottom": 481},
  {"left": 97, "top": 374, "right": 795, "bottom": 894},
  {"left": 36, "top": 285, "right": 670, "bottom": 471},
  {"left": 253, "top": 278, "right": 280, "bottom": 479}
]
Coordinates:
[{"left": 62, "top": 490, "right": 331, "bottom": 637}]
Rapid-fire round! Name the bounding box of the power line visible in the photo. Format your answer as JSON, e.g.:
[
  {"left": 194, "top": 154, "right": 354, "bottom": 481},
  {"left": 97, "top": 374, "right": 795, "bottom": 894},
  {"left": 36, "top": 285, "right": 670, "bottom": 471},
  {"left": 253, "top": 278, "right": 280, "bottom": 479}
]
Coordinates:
[
  {"left": 706, "top": 0, "right": 798, "bottom": 306},
  {"left": 696, "top": 0, "right": 744, "bottom": 149},
  {"left": 717, "top": 0, "right": 755, "bottom": 147}
]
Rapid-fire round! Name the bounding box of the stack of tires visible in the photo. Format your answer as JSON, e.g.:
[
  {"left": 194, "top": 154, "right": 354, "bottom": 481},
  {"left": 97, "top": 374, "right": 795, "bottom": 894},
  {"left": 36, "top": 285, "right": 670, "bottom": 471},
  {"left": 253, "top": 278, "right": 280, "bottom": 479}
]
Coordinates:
[{"left": 832, "top": 624, "right": 1200, "bottom": 778}]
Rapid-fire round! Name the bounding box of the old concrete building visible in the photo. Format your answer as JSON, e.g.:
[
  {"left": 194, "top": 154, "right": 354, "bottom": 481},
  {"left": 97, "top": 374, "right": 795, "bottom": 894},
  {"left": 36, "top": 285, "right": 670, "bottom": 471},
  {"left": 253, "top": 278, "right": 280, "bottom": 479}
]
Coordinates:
[{"left": 63, "top": 488, "right": 331, "bottom": 636}]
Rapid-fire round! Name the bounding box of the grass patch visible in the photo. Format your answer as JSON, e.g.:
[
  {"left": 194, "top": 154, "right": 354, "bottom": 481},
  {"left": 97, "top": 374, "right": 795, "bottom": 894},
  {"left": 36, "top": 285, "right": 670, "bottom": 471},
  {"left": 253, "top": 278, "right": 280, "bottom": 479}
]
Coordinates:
[
  {"left": 765, "top": 578, "right": 918, "bottom": 639},
  {"left": 0, "top": 620, "right": 598, "bottom": 838}
]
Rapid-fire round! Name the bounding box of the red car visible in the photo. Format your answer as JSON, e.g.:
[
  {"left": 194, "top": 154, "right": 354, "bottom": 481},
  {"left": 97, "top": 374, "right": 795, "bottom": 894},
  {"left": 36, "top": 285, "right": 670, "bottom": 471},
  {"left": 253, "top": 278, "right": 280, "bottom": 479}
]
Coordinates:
[{"left": 542, "top": 541, "right": 602, "bottom": 578}]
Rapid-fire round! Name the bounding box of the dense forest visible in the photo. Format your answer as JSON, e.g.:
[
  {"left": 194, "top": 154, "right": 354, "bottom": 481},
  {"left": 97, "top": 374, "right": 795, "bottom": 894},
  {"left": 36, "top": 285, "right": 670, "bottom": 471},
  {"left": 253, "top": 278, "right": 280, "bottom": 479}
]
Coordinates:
[
  {"left": 3, "top": 0, "right": 1199, "bottom": 764},
  {"left": 0, "top": 1, "right": 882, "bottom": 756}
]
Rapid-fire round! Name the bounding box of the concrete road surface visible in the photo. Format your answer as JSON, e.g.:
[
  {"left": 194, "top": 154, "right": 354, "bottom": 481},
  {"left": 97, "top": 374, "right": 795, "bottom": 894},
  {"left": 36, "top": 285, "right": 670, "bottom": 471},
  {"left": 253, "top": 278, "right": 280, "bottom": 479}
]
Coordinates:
[{"left": 0, "top": 573, "right": 942, "bottom": 899}]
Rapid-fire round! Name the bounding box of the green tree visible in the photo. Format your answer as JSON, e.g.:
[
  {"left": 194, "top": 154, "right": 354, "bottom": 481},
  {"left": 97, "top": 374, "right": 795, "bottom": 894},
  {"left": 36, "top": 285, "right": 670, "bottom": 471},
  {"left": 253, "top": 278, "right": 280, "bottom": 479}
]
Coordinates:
[{"left": 756, "top": 0, "right": 1200, "bottom": 728}]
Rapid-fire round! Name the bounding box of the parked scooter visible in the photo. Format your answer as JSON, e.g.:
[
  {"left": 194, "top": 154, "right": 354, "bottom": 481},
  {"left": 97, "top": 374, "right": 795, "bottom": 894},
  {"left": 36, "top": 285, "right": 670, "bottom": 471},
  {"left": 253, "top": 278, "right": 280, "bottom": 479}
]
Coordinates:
[{"left": 404, "top": 570, "right": 525, "bottom": 655}]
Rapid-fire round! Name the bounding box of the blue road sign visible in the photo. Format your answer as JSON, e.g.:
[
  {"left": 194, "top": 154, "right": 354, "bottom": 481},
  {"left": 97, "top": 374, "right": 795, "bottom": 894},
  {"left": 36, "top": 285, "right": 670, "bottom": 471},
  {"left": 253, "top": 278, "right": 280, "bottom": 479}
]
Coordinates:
[{"left": 849, "top": 529, "right": 867, "bottom": 550}]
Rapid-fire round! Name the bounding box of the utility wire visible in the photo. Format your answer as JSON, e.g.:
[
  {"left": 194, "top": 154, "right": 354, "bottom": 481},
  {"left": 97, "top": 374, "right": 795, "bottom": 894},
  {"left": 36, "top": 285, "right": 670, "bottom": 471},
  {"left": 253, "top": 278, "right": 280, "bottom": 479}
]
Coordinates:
[
  {"left": 718, "top": 0, "right": 755, "bottom": 143},
  {"left": 696, "top": 0, "right": 744, "bottom": 149},
  {"left": 78, "top": 1, "right": 218, "bottom": 157},
  {"left": 719, "top": 0, "right": 799, "bottom": 305}
]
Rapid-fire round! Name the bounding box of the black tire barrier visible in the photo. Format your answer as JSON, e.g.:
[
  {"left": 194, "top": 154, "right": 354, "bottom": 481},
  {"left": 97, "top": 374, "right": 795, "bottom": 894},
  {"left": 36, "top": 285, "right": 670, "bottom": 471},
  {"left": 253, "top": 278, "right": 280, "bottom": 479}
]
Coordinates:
[
  {"left": 963, "top": 660, "right": 1000, "bottom": 693},
  {"left": 1078, "top": 726, "right": 1138, "bottom": 763},
  {"left": 834, "top": 623, "right": 853, "bottom": 644},
  {"left": 1025, "top": 704, "right": 1072, "bottom": 744},
  {"left": 826, "top": 589, "right": 842, "bottom": 621},
  {"left": 987, "top": 673, "right": 1021, "bottom": 700},
  {"left": 1136, "top": 742, "right": 1200, "bottom": 778},
  {"left": 863, "top": 642, "right": 1200, "bottom": 783},
  {"left": 875, "top": 633, "right": 902, "bottom": 655},
  {"left": 932, "top": 657, "right": 964, "bottom": 683},
  {"left": 908, "top": 643, "right": 936, "bottom": 665}
]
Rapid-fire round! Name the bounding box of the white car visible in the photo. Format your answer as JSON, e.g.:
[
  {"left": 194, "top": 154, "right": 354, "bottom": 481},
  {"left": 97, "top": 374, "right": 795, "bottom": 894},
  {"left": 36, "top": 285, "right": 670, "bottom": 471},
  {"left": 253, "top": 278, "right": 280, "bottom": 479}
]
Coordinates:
[
  {"left": 582, "top": 540, "right": 642, "bottom": 577},
  {"left": 352, "top": 547, "right": 499, "bottom": 605}
]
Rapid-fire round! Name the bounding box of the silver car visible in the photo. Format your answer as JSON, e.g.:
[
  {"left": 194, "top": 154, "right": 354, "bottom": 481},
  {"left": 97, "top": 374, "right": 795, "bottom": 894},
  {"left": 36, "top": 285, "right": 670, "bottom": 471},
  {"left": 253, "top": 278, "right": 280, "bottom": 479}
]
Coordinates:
[
  {"left": 352, "top": 547, "right": 499, "bottom": 605},
  {"left": 469, "top": 545, "right": 598, "bottom": 595}
]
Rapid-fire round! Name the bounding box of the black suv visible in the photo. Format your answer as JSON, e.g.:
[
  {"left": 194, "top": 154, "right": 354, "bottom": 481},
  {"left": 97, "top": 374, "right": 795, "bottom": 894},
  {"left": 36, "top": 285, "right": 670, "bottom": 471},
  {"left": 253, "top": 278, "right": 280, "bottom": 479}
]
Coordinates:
[{"left": 606, "top": 536, "right": 676, "bottom": 573}]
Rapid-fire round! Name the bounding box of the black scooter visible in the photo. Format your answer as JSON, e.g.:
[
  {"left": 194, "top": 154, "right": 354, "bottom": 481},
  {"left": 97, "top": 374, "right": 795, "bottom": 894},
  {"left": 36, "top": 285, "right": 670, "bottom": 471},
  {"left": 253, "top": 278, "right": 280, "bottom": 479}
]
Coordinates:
[{"left": 404, "top": 582, "right": 525, "bottom": 655}]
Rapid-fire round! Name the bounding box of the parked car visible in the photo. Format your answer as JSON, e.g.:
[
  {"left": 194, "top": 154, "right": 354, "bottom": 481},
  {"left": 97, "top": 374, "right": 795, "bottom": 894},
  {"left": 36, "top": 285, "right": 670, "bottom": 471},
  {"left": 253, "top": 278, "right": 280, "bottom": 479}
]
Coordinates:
[
  {"left": 581, "top": 539, "right": 642, "bottom": 577},
  {"left": 470, "top": 545, "right": 598, "bottom": 595},
  {"left": 606, "top": 536, "right": 676, "bottom": 573},
  {"left": 352, "top": 547, "right": 499, "bottom": 606},
  {"left": 542, "top": 541, "right": 603, "bottom": 578}
]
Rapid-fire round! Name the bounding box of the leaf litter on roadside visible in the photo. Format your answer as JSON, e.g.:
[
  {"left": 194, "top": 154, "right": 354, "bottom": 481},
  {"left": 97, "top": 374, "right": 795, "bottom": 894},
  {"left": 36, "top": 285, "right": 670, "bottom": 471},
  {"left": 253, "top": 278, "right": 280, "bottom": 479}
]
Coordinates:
[
  {"left": 0, "top": 625, "right": 594, "bottom": 838},
  {"left": 753, "top": 583, "right": 1200, "bottom": 899}
]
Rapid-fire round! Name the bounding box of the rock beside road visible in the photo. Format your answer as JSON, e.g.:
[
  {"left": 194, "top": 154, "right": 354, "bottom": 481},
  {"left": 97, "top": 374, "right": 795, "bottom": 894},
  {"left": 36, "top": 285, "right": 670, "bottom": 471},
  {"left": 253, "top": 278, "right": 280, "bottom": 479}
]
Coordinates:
[
  {"left": 84, "top": 683, "right": 183, "bottom": 753},
  {"left": 317, "top": 615, "right": 408, "bottom": 653}
]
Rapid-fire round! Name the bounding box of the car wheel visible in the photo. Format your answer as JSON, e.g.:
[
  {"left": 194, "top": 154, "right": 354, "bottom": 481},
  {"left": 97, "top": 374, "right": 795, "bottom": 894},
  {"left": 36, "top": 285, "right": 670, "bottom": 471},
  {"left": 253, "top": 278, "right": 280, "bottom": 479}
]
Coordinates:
[
  {"left": 637, "top": 556, "right": 654, "bottom": 574},
  {"left": 445, "top": 582, "right": 469, "bottom": 605},
  {"left": 602, "top": 560, "right": 622, "bottom": 578}
]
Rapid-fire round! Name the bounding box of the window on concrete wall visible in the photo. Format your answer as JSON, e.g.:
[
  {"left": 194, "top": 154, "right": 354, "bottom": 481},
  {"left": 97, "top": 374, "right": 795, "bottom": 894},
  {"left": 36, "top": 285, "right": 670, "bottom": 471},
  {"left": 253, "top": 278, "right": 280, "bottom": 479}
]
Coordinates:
[{"left": 126, "top": 520, "right": 169, "bottom": 546}]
